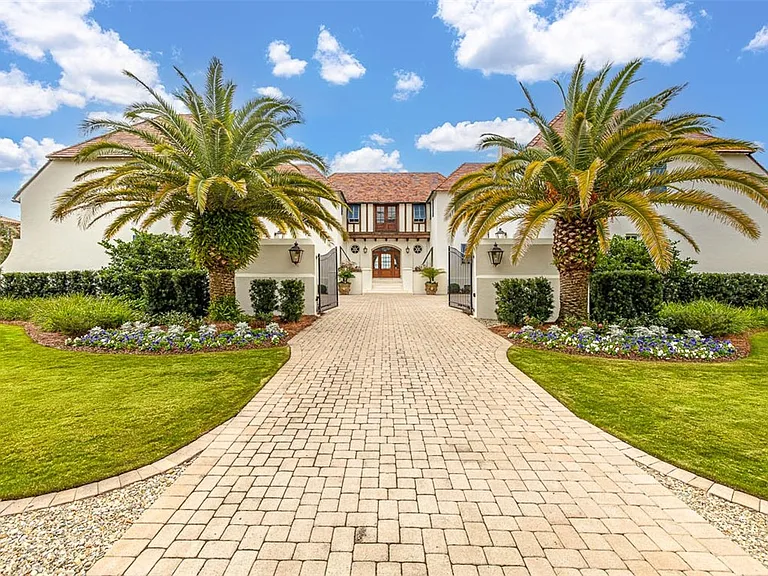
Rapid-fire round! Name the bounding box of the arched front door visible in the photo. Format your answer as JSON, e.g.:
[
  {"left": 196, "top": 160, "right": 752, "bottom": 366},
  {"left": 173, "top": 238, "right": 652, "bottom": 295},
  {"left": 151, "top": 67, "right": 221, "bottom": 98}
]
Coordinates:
[{"left": 372, "top": 246, "right": 401, "bottom": 278}]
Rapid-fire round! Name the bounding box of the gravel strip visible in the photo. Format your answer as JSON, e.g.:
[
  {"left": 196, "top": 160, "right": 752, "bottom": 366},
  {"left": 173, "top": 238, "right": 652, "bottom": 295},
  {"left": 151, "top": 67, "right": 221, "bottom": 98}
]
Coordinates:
[
  {"left": 0, "top": 462, "right": 188, "bottom": 576},
  {"left": 639, "top": 463, "right": 768, "bottom": 567}
]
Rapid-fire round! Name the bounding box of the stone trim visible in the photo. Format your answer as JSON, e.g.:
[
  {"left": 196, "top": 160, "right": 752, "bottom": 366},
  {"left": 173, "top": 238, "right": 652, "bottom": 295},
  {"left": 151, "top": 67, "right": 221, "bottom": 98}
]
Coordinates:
[
  {"left": 0, "top": 421, "right": 228, "bottom": 517},
  {"left": 496, "top": 337, "right": 768, "bottom": 516}
]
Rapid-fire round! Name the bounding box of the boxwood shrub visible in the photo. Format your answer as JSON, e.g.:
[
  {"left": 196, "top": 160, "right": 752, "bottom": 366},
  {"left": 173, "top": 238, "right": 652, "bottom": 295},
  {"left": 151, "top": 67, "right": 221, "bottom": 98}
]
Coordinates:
[
  {"left": 250, "top": 279, "right": 278, "bottom": 319},
  {"left": 142, "top": 269, "right": 208, "bottom": 318},
  {"left": 590, "top": 271, "right": 664, "bottom": 323},
  {"left": 279, "top": 279, "right": 305, "bottom": 323},
  {"left": 665, "top": 273, "right": 768, "bottom": 308},
  {"left": 494, "top": 277, "right": 554, "bottom": 326}
]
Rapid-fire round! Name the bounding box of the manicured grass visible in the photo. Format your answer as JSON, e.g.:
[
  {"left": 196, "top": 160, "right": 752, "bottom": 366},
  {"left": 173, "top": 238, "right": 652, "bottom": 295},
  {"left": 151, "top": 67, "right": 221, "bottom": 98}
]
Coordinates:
[
  {"left": 508, "top": 332, "right": 768, "bottom": 499},
  {"left": 0, "top": 325, "right": 289, "bottom": 499}
]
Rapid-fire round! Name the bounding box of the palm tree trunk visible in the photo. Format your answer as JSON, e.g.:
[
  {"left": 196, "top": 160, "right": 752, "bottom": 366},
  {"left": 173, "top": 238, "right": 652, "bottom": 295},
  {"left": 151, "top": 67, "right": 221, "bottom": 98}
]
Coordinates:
[
  {"left": 208, "top": 265, "right": 236, "bottom": 302},
  {"left": 552, "top": 217, "right": 599, "bottom": 321}
]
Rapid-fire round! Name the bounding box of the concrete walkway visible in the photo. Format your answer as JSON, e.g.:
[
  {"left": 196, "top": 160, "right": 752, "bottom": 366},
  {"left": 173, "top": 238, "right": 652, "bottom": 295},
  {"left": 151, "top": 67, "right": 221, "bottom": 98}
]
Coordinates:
[{"left": 90, "top": 296, "right": 766, "bottom": 576}]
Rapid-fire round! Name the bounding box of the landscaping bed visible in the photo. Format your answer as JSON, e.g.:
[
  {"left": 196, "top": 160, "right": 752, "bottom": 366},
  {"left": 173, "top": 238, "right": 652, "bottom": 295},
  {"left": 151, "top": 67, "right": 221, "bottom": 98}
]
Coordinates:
[
  {"left": 507, "top": 331, "right": 768, "bottom": 500},
  {"left": 0, "top": 324, "right": 289, "bottom": 500}
]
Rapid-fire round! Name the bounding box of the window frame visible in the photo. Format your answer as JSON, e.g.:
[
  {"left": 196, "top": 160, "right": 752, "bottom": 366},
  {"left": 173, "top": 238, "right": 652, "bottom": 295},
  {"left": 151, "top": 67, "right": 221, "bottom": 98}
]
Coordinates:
[
  {"left": 413, "top": 203, "right": 427, "bottom": 223},
  {"left": 347, "top": 203, "right": 361, "bottom": 224}
]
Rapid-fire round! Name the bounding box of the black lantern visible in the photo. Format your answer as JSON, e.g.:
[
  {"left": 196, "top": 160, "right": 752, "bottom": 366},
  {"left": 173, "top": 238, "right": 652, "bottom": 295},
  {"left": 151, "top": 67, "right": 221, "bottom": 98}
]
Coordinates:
[
  {"left": 288, "top": 242, "right": 304, "bottom": 265},
  {"left": 488, "top": 242, "right": 504, "bottom": 267},
  {"left": 495, "top": 227, "right": 507, "bottom": 239}
]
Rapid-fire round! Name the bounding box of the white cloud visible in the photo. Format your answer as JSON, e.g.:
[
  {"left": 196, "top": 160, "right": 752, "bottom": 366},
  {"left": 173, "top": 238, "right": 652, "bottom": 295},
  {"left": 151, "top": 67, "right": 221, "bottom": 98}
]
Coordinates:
[
  {"left": 256, "top": 86, "right": 285, "bottom": 99},
  {"left": 367, "top": 133, "right": 394, "bottom": 146},
  {"left": 0, "top": 136, "right": 64, "bottom": 175},
  {"left": 0, "top": 0, "right": 173, "bottom": 117},
  {"left": 330, "top": 147, "right": 403, "bottom": 172},
  {"left": 436, "top": 0, "right": 693, "bottom": 81},
  {"left": 314, "top": 26, "right": 366, "bottom": 85},
  {"left": 86, "top": 110, "right": 125, "bottom": 122},
  {"left": 0, "top": 67, "right": 84, "bottom": 117},
  {"left": 393, "top": 71, "right": 424, "bottom": 101},
  {"left": 267, "top": 40, "right": 307, "bottom": 77},
  {"left": 744, "top": 25, "right": 768, "bottom": 52},
  {"left": 416, "top": 117, "right": 539, "bottom": 152}
]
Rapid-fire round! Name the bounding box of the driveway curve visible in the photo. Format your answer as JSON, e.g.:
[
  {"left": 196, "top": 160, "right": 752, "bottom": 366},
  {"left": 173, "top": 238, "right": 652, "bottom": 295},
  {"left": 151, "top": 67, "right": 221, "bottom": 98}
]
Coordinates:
[{"left": 90, "top": 295, "right": 766, "bottom": 576}]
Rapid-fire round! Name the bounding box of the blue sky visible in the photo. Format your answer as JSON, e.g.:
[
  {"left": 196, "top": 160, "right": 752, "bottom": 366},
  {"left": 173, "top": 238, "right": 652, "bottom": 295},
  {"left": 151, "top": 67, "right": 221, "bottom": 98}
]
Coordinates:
[{"left": 1, "top": 0, "right": 768, "bottom": 219}]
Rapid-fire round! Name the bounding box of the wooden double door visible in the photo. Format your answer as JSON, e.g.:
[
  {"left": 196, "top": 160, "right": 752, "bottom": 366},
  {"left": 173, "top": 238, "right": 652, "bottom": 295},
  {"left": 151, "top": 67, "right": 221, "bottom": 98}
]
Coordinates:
[{"left": 372, "top": 246, "right": 401, "bottom": 278}]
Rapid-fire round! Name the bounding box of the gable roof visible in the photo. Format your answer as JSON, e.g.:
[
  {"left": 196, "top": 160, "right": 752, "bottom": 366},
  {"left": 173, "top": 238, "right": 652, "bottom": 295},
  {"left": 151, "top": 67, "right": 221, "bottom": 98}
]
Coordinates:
[
  {"left": 433, "top": 163, "right": 489, "bottom": 193},
  {"left": 329, "top": 172, "right": 445, "bottom": 203},
  {"left": 0, "top": 215, "right": 20, "bottom": 226},
  {"left": 48, "top": 119, "right": 160, "bottom": 159},
  {"left": 527, "top": 109, "right": 754, "bottom": 153}
]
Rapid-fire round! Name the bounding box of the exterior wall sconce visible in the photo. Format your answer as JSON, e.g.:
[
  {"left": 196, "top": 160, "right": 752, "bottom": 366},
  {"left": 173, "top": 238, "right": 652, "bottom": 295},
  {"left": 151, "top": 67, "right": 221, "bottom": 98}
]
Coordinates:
[
  {"left": 288, "top": 242, "right": 304, "bottom": 265},
  {"left": 405, "top": 246, "right": 410, "bottom": 254},
  {"left": 363, "top": 246, "right": 368, "bottom": 254},
  {"left": 488, "top": 242, "right": 504, "bottom": 267},
  {"left": 495, "top": 228, "right": 507, "bottom": 239}
]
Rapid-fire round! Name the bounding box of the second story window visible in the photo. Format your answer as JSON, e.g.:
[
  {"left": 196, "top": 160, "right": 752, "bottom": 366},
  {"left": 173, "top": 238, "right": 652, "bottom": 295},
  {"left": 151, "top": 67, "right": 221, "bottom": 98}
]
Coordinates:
[
  {"left": 413, "top": 203, "right": 426, "bottom": 223},
  {"left": 348, "top": 204, "right": 360, "bottom": 223},
  {"left": 650, "top": 163, "right": 667, "bottom": 192}
]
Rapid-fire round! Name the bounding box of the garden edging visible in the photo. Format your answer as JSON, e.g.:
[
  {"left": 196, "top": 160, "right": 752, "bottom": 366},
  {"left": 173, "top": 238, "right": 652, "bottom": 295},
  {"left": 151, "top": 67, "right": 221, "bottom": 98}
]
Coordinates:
[
  {"left": 493, "top": 335, "right": 768, "bottom": 516},
  {"left": 0, "top": 420, "right": 228, "bottom": 517}
]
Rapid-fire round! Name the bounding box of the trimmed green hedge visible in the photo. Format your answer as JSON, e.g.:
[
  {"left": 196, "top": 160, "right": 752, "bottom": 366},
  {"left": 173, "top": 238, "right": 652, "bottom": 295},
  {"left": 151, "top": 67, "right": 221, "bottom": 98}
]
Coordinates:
[
  {"left": 249, "top": 279, "right": 278, "bottom": 319},
  {"left": 664, "top": 273, "right": 768, "bottom": 308},
  {"left": 279, "top": 279, "right": 305, "bottom": 323},
  {"left": 141, "top": 269, "right": 209, "bottom": 318},
  {"left": 494, "top": 278, "right": 554, "bottom": 325},
  {"left": 590, "top": 271, "right": 664, "bottom": 323}
]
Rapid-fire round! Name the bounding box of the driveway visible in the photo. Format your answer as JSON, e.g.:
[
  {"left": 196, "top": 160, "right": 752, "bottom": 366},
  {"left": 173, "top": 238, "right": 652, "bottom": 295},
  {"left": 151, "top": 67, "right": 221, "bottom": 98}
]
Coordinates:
[{"left": 90, "top": 295, "right": 765, "bottom": 576}]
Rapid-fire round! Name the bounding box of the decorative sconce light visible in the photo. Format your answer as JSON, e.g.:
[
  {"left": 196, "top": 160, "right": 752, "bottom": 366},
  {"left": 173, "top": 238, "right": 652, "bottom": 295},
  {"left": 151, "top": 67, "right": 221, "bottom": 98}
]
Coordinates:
[
  {"left": 405, "top": 246, "right": 410, "bottom": 254},
  {"left": 288, "top": 242, "right": 304, "bottom": 265},
  {"left": 495, "top": 227, "right": 507, "bottom": 239},
  {"left": 275, "top": 230, "right": 285, "bottom": 239},
  {"left": 363, "top": 246, "right": 368, "bottom": 254},
  {"left": 488, "top": 242, "right": 504, "bottom": 267}
]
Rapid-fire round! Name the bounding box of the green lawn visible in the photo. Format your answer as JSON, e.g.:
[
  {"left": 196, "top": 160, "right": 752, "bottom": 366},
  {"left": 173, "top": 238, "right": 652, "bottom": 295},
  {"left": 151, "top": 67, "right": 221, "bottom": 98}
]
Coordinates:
[
  {"left": 0, "top": 325, "right": 289, "bottom": 500},
  {"left": 508, "top": 332, "right": 768, "bottom": 499}
]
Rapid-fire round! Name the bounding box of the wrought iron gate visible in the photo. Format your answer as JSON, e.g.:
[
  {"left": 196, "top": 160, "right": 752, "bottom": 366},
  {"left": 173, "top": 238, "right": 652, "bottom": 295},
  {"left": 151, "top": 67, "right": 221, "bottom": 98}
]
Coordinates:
[
  {"left": 447, "top": 246, "right": 473, "bottom": 314},
  {"left": 317, "top": 247, "right": 338, "bottom": 314}
]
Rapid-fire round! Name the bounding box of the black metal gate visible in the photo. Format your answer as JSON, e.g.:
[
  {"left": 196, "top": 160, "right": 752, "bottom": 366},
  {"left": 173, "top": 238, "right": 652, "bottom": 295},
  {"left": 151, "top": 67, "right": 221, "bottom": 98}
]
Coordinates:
[
  {"left": 317, "top": 247, "right": 338, "bottom": 314},
  {"left": 447, "top": 246, "right": 473, "bottom": 314}
]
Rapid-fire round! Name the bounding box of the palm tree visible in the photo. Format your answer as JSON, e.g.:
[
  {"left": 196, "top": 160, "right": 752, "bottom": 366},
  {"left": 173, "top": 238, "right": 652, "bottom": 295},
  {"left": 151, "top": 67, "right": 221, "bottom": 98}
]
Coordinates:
[
  {"left": 448, "top": 59, "right": 768, "bottom": 320},
  {"left": 53, "top": 57, "right": 345, "bottom": 303}
]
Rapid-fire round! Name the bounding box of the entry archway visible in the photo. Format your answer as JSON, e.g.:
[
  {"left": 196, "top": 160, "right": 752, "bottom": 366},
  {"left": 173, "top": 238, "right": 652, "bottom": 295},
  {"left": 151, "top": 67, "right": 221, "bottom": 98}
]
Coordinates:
[{"left": 372, "top": 246, "right": 401, "bottom": 279}]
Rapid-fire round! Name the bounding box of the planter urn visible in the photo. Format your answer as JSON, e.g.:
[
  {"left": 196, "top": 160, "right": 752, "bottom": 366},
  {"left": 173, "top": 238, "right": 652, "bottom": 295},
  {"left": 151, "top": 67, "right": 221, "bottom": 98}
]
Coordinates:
[
  {"left": 338, "top": 282, "right": 352, "bottom": 296},
  {"left": 425, "top": 282, "right": 438, "bottom": 295}
]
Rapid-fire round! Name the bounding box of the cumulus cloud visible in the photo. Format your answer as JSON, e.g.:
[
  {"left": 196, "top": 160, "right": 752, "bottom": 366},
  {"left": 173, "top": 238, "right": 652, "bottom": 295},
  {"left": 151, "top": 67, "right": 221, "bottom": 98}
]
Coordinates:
[
  {"left": 416, "top": 117, "right": 539, "bottom": 152},
  {"left": 267, "top": 40, "right": 307, "bottom": 77},
  {"left": 436, "top": 0, "right": 693, "bottom": 81},
  {"left": 0, "top": 67, "right": 84, "bottom": 117},
  {"left": 0, "top": 0, "right": 174, "bottom": 117},
  {"left": 86, "top": 110, "right": 126, "bottom": 122},
  {"left": 744, "top": 25, "right": 768, "bottom": 52},
  {"left": 393, "top": 71, "right": 424, "bottom": 101},
  {"left": 0, "top": 136, "right": 64, "bottom": 175},
  {"left": 330, "top": 147, "right": 403, "bottom": 172},
  {"left": 314, "top": 26, "right": 366, "bottom": 85},
  {"left": 367, "top": 133, "right": 394, "bottom": 146},
  {"left": 256, "top": 86, "right": 285, "bottom": 99}
]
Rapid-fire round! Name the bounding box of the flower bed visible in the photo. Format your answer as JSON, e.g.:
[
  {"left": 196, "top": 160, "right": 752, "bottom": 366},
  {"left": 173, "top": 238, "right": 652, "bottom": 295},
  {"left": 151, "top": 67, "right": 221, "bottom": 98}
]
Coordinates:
[
  {"left": 508, "top": 324, "right": 737, "bottom": 360},
  {"left": 66, "top": 321, "right": 287, "bottom": 352}
]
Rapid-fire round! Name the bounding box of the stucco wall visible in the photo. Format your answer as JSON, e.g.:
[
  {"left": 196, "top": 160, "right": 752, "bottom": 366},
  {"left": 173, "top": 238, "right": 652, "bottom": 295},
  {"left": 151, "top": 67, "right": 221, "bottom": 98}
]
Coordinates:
[
  {"left": 236, "top": 240, "right": 317, "bottom": 316},
  {"left": 4, "top": 159, "right": 175, "bottom": 272},
  {"left": 474, "top": 239, "right": 559, "bottom": 321},
  {"left": 341, "top": 238, "right": 434, "bottom": 294}
]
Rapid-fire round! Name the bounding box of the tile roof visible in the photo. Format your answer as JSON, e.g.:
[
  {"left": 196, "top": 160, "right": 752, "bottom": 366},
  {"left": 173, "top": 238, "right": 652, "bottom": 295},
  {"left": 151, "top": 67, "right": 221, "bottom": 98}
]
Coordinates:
[
  {"left": 329, "top": 172, "right": 445, "bottom": 203},
  {"left": 48, "top": 119, "right": 160, "bottom": 159},
  {"left": 433, "top": 163, "right": 490, "bottom": 192},
  {"left": 527, "top": 109, "right": 754, "bottom": 152},
  {"left": 0, "top": 215, "right": 20, "bottom": 226}
]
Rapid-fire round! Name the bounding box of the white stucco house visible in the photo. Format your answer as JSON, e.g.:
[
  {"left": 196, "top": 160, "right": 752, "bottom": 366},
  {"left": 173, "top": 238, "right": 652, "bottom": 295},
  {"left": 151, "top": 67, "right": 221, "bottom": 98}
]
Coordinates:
[{"left": 4, "top": 113, "right": 768, "bottom": 319}]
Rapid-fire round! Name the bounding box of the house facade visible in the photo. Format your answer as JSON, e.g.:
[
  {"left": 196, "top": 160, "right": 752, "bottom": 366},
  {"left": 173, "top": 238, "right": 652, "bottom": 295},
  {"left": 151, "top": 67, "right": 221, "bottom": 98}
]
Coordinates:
[{"left": 4, "top": 116, "right": 768, "bottom": 319}]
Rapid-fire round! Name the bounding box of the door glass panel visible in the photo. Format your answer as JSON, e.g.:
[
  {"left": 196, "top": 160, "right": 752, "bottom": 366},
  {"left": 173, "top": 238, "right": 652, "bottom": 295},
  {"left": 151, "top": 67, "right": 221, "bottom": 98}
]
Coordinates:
[
  {"left": 387, "top": 206, "right": 396, "bottom": 221},
  {"left": 381, "top": 254, "right": 392, "bottom": 269},
  {"left": 376, "top": 206, "right": 384, "bottom": 223}
]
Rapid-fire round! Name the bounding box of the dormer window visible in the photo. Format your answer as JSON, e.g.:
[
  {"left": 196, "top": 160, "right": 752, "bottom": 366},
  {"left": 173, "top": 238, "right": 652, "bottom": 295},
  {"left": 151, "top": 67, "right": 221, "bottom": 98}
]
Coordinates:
[
  {"left": 348, "top": 204, "right": 360, "bottom": 223},
  {"left": 413, "top": 203, "right": 426, "bottom": 223}
]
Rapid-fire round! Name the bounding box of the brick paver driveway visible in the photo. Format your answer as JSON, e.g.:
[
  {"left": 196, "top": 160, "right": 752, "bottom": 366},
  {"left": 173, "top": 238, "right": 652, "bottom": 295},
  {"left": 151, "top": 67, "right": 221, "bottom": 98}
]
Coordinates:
[{"left": 91, "top": 295, "right": 765, "bottom": 576}]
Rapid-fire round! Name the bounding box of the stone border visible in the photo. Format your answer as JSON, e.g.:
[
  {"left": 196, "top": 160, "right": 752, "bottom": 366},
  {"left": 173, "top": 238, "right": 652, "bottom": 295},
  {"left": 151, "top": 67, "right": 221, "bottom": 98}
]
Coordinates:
[
  {"left": 0, "top": 421, "right": 228, "bottom": 517},
  {"left": 494, "top": 336, "right": 768, "bottom": 516}
]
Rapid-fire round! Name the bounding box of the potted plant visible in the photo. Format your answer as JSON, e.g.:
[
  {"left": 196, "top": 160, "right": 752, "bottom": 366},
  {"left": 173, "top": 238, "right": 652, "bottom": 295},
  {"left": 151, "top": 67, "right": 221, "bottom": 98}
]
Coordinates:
[
  {"left": 420, "top": 266, "right": 445, "bottom": 295},
  {"left": 338, "top": 265, "right": 356, "bottom": 295}
]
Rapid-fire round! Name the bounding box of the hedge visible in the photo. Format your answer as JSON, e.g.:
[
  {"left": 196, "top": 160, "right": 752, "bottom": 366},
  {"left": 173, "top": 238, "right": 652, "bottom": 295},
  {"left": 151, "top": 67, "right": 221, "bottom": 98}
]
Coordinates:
[
  {"left": 664, "top": 273, "right": 768, "bottom": 308},
  {"left": 278, "top": 279, "right": 305, "bottom": 322},
  {"left": 0, "top": 271, "right": 101, "bottom": 298},
  {"left": 142, "top": 269, "right": 209, "bottom": 318},
  {"left": 590, "top": 270, "right": 664, "bottom": 323},
  {"left": 249, "top": 279, "right": 278, "bottom": 319},
  {"left": 494, "top": 278, "right": 554, "bottom": 325}
]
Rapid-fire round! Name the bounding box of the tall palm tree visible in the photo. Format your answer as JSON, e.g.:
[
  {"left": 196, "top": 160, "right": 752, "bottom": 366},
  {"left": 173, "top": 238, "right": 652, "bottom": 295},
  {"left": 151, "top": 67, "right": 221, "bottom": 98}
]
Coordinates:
[
  {"left": 448, "top": 59, "right": 768, "bottom": 320},
  {"left": 53, "top": 57, "right": 345, "bottom": 303}
]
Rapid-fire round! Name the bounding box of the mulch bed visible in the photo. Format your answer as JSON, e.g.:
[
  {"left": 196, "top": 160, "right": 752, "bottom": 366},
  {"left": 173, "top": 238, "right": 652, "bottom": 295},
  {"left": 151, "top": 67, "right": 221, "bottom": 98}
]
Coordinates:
[
  {"left": 489, "top": 323, "right": 752, "bottom": 363},
  {"left": 1, "top": 315, "right": 318, "bottom": 356}
]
